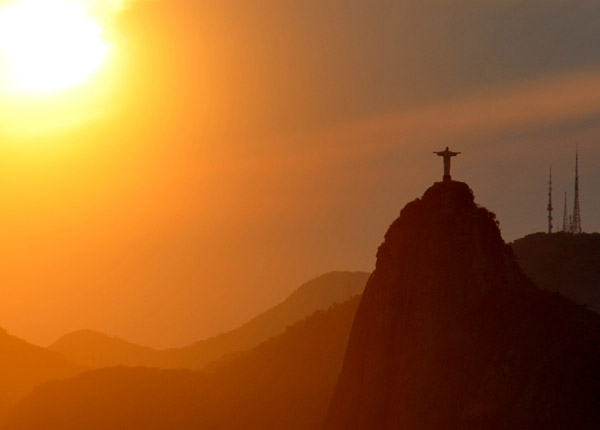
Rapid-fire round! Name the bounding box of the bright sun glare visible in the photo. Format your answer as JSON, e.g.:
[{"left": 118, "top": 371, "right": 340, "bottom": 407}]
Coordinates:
[{"left": 0, "top": 0, "right": 110, "bottom": 94}]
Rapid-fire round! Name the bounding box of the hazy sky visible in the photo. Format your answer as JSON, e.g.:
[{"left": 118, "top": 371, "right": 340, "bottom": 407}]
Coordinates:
[{"left": 1, "top": 0, "right": 600, "bottom": 348}]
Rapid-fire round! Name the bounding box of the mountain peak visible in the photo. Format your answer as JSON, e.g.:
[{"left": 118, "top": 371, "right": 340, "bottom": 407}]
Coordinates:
[
  {"left": 325, "top": 181, "right": 600, "bottom": 429},
  {"left": 393, "top": 180, "right": 491, "bottom": 233},
  {"left": 374, "top": 181, "right": 522, "bottom": 317}
]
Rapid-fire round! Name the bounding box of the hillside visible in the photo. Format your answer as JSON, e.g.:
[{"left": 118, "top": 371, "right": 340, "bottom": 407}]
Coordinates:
[
  {"left": 512, "top": 232, "right": 600, "bottom": 314},
  {"left": 0, "top": 328, "right": 81, "bottom": 421},
  {"left": 166, "top": 271, "right": 368, "bottom": 369},
  {"left": 50, "top": 271, "right": 368, "bottom": 369},
  {"left": 49, "top": 330, "right": 164, "bottom": 368},
  {"left": 5, "top": 297, "right": 361, "bottom": 430},
  {"left": 324, "top": 181, "right": 600, "bottom": 429}
]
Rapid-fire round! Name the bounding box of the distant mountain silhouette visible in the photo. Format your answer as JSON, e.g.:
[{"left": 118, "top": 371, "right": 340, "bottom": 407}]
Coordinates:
[
  {"left": 8, "top": 185, "right": 600, "bottom": 429},
  {"left": 0, "top": 328, "right": 81, "bottom": 421},
  {"left": 324, "top": 181, "right": 600, "bottom": 429},
  {"left": 50, "top": 271, "right": 368, "bottom": 369},
  {"left": 512, "top": 232, "right": 600, "bottom": 314},
  {"left": 5, "top": 297, "right": 360, "bottom": 430},
  {"left": 49, "top": 330, "right": 163, "bottom": 368}
]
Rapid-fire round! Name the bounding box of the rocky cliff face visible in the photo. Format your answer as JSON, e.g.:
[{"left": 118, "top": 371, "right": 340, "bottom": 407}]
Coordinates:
[{"left": 324, "top": 181, "right": 600, "bottom": 430}]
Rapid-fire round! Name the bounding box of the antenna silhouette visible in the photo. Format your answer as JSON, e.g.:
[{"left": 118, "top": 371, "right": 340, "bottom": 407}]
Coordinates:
[
  {"left": 571, "top": 148, "right": 582, "bottom": 234},
  {"left": 562, "top": 192, "right": 568, "bottom": 232},
  {"left": 547, "top": 166, "right": 553, "bottom": 234}
]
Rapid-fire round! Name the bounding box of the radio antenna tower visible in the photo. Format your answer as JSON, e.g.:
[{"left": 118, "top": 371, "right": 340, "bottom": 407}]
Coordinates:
[
  {"left": 571, "top": 148, "right": 582, "bottom": 234},
  {"left": 562, "top": 192, "right": 568, "bottom": 232},
  {"left": 547, "top": 166, "right": 553, "bottom": 234}
]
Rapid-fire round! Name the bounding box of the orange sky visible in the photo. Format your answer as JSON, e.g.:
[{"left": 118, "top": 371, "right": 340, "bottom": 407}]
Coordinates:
[{"left": 1, "top": 0, "right": 600, "bottom": 348}]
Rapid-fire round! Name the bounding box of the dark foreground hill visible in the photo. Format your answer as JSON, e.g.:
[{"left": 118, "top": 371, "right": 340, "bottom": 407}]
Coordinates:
[
  {"left": 5, "top": 297, "right": 361, "bottom": 430},
  {"left": 50, "top": 271, "right": 368, "bottom": 369},
  {"left": 512, "top": 232, "right": 600, "bottom": 314},
  {"left": 0, "top": 328, "right": 81, "bottom": 421},
  {"left": 324, "top": 181, "right": 600, "bottom": 430}
]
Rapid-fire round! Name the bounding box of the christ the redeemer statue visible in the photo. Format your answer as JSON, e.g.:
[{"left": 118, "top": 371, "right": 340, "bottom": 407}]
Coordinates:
[{"left": 434, "top": 147, "right": 460, "bottom": 182}]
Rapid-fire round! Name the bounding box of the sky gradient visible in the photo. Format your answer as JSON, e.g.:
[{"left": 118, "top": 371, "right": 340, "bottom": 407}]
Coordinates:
[{"left": 1, "top": 0, "right": 600, "bottom": 348}]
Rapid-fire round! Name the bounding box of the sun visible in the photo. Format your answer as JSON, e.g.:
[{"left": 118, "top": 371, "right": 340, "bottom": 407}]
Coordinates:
[{"left": 0, "top": 0, "right": 110, "bottom": 94}]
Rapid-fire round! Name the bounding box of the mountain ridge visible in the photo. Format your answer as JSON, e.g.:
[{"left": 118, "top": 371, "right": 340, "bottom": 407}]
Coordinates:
[
  {"left": 512, "top": 232, "right": 600, "bottom": 314},
  {"left": 50, "top": 271, "right": 369, "bottom": 369},
  {"left": 0, "top": 327, "right": 82, "bottom": 421},
  {"left": 5, "top": 297, "right": 362, "bottom": 429}
]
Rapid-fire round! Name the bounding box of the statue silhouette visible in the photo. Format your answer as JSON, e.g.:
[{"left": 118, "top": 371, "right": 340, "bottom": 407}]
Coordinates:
[{"left": 434, "top": 147, "right": 460, "bottom": 182}]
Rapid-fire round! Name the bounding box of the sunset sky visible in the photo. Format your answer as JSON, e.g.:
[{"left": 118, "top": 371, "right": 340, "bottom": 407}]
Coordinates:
[{"left": 1, "top": 0, "right": 600, "bottom": 348}]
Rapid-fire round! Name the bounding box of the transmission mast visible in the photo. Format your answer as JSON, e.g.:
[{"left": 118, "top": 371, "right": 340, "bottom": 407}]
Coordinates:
[
  {"left": 547, "top": 166, "right": 553, "bottom": 234},
  {"left": 571, "top": 149, "right": 582, "bottom": 234},
  {"left": 562, "top": 192, "right": 568, "bottom": 232}
]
